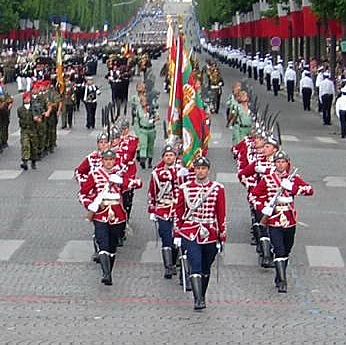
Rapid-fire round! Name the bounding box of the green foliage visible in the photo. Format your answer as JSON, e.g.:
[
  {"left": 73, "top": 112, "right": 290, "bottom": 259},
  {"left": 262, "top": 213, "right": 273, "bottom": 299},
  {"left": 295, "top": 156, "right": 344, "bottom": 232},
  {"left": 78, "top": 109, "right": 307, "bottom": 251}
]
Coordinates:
[{"left": 0, "top": 0, "right": 144, "bottom": 33}]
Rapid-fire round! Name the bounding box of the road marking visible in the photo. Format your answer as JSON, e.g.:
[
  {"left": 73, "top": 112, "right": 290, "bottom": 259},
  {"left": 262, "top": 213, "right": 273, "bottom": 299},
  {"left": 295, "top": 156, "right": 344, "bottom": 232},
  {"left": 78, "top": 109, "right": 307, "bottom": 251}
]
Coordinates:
[
  {"left": 323, "top": 176, "right": 346, "bottom": 187},
  {"left": 281, "top": 135, "right": 299, "bottom": 142},
  {"left": 48, "top": 170, "right": 74, "bottom": 180},
  {"left": 140, "top": 241, "right": 161, "bottom": 263},
  {"left": 57, "top": 240, "right": 93, "bottom": 262},
  {"left": 216, "top": 172, "right": 238, "bottom": 183},
  {"left": 57, "top": 129, "right": 71, "bottom": 136},
  {"left": 0, "top": 240, "right": 25, "bottom": 261},
  {"left": 306, "top": 246, "right": 345, "bottom": 268},
  {"left": 223, "top": 243, "right": 258, "bottom": 266},
  {"left": 0, "top": 170, "right": 22, "bottom": 180},
  {"left": 315, "top": 136, "right": 338, "bottom": 144}
]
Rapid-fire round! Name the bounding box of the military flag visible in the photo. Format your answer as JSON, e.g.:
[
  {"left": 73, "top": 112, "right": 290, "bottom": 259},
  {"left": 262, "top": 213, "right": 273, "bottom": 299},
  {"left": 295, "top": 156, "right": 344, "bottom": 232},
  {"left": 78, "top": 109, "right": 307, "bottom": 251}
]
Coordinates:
[
  {"left": 182, "top": 47, "right": 210, "bottom": 167},
  {"left": 56, "top": 28, "right": 65, "bottom": 94}
]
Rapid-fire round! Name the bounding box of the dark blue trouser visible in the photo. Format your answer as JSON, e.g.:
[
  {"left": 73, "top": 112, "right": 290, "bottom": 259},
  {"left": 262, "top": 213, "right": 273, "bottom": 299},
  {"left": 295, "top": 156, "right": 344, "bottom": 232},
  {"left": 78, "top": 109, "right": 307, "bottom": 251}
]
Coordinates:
[
  {"left": 269, "top": 226, "right": 296, "bottom": 259},
  {"left": 182, "top": 238, "right": 217, "bottom": 275},
  {"left": 158, "top": 219, "right": 173, "bottom": 248},
  {"left": 339, "top": 110, "right": 346, "bottom": 138},
  {"left": 94, "top": 221, "right": 123, "bottom": 255}
]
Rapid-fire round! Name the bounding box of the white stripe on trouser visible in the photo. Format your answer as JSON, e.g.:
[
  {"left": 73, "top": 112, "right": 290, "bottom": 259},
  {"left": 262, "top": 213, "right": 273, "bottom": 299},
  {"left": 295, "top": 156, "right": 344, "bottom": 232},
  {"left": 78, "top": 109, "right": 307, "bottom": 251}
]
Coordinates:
[
  {"left": 98, "top": 250, "right": 116, "bottom": 257},
  {"left": 273, "top": 257, "right": 288, "bottom": 262}
]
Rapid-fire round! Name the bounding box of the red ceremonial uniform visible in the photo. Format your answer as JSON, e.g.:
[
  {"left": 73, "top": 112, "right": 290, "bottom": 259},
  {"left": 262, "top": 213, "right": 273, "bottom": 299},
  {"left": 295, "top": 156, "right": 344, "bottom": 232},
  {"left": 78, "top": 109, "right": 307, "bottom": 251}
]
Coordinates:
[
  {"left": 80, "top": 166, "right": 130, "bottom": 224},
  {"left": 119, "top": 134, "right": 139, "bottom": 178},
  {"left": 148, "top": 166, "right": 179, "bottom": 220},
  {"left": 75, "top": 151, "right": 102, "bottom": 185},
  {"left": 251, "top": 171, "right": 314, "bottom": 228},
  {"left": 175, "top": 180, "right": 227, "bottom": 244}
]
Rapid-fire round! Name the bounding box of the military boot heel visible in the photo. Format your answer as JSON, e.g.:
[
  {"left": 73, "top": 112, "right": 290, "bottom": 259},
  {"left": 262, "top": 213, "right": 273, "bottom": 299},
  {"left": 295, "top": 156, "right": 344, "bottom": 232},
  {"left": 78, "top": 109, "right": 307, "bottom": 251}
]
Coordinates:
[{"left": 31, "top": 160, "right": 37, "bottom": 169}]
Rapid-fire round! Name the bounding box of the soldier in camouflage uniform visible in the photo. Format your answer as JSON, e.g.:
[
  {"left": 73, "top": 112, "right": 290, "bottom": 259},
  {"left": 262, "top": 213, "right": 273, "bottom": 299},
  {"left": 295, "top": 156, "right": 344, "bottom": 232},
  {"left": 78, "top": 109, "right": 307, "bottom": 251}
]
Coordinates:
[
  {"left": 18, "top": 92, "right": 39, "bottom": 170},
  {"left": 31, "top": 82, "right": 47, "bottom": 159}
]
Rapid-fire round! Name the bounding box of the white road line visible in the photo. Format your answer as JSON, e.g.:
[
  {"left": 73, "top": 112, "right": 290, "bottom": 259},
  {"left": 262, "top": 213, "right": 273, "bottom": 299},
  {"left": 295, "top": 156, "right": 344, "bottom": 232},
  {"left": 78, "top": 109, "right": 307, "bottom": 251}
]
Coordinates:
[
  {"left": 0, "top": 170, "right": 22, "bottom": 180},
  {"left": 48, "top": 170, "right": 74, "bottom": 180},
  {"left": 306, "top": 246, "right": 345, "bottom": 268},
  {"left": 57, "top": 240, "right": 93, "bottom": 262},
  {"left": 0, "top": 240, "right": 25, "bottom": 261},
  {"left": 281, "top": 135, "right": 299, "bottom": 142},
  {"left": 315, "top": 136, "right": 338, "bottom": 144}
]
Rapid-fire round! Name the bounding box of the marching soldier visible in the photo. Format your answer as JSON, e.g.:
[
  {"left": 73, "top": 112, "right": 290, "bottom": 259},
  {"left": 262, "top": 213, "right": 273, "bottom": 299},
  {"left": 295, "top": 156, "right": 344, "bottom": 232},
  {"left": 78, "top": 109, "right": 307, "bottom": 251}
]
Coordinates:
[
  {"left": 271, "top": 66, "right": 281, "bottom": 96},
  {"left": 208, "top": 64, "right": 224, "bottom": 114},
  {"left": 264, "top": 61, "right": 273, "bottom": 91},
  {"left": 251, "top": 150, "right": 314, "bottom": 292},
  {"left": 136, "top": 95, "right": 157, "bottom": 169},
  {"left": 175, "top": 157, "right": 227, "bottom": 310},
  {"left": 319, "top": 72, "right": 335, "bottom": 126},
  {"left": 17, "top": 92, "right": 39, "bottom": 170},
  {"left": 284, "top": 62, "right": 297, "bottom": 102},
  {"left": 148, "top": 145, "right": 179, "bottom": 279},
  {"left": 299, "top": 71, "right": 314, "bottom": 111},
  {"left": 257, "top": 58, "right": 265, "bottom": 85},
  {"left": 231, "top": 91, "right": 253, "bottom": 145},
  {"left": 79, "top": 149, "right": 128, "bottom": 285},
  {"left": 83, "top": 76, "right": 101, "bottom": 129},
  {"left": 61, "top": 80, "right": 76, "bottom": 129}
]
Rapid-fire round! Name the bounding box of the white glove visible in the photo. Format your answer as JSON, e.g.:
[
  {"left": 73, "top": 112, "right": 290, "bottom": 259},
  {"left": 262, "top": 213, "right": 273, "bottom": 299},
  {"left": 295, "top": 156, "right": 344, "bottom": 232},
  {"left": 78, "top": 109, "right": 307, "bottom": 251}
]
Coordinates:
[
  {"left": 277, "top": 196, "right": 293, "bottom": 204},
  {"left": 149, "top": 213, "right": 157, "bottom": 221},
  {"left": 88, "top": 201, "right": 99, "bottom": 213},
  {"left": 255, "top": 165, "right": 266, "bottom": 174},
  {"left": 173, "top": 238, "right": 181, "bottom": 247},
  {"left": 281, "top": 179, "right": 293, "bottom": 191},
  {"left": 109, "top": 174, "right": 123, "bottom": 184},
  {"left": 262, "top": 206, "right": 274, "bottom": 216},
  {"left": 177, "top": 167, "right": 189, "bottom": 177}
]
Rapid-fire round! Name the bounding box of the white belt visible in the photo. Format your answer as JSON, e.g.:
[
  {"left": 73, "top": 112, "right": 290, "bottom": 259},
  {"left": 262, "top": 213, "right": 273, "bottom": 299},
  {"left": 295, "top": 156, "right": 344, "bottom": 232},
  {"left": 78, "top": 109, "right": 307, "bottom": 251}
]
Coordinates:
[{"left": 102, "top": 200, "right": 120, "bottom": 206}]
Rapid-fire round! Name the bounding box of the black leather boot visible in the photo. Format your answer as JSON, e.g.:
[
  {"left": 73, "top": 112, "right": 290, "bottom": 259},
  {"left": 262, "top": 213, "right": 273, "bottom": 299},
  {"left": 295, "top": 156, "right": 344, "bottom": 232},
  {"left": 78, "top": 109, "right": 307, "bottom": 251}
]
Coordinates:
[
  {"left": 190, "top": 274, "right": 204, "bottom": 311},
  {"left": 260, "top": 237, "right": 273, "bottom": 268},
  {"left": 161, "top": 247, "right": 173, "bottom": 279},
  {"left": 201, "top": 274, "right": 210, "bottom": 309},
  {"left": 171, "top": 246, "right": 178, "bottom": 275},
  {"left": 99, "top": 253, "right": 112, "bottom": 285},
  {"left": 275, "top": 260, "right": 287, "bottom": 293},
  {"left": 251, "top": 223, "right": 260, "bottom": 246},
  {"left": 140, "top": 157, "right": 146, "bottom": 170},
  {"left": 20, "top": 160, "right": 28, "bottom": 170},
  {"left": 31, "top": 160, "right": 37, "bottom": 169}
]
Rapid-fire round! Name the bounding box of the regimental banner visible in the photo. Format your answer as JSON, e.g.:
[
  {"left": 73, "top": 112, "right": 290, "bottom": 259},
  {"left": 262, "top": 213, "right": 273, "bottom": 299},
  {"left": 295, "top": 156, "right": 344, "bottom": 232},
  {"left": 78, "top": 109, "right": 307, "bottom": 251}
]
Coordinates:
[
  {"left": 167, "top": 34, "right": 184, "bottom": 138},
  {"left": 56, "top": 29, "right": 65, "bottom": 95},
  {"left": 182, "top": 50, "right": 210, "bottom": 168}
]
